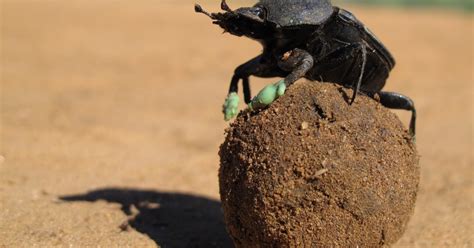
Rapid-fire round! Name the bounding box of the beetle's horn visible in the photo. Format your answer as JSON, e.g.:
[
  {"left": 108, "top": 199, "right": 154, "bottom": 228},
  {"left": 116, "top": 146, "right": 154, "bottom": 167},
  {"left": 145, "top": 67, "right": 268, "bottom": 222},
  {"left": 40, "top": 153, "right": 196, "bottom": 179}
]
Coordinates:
[
  {"left": 221, "top": 0, "right": 233, "bottom": 13},
  {"left": 195, "top": 4, "right": 215, "bottom": 19}
]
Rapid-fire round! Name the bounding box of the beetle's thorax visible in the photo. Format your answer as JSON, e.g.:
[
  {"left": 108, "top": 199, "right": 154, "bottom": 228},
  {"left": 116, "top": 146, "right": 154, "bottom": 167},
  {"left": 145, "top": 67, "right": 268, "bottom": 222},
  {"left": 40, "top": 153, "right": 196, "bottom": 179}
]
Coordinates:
[{"left": 258, "top": 0, "right": 334, "bottom": 27}]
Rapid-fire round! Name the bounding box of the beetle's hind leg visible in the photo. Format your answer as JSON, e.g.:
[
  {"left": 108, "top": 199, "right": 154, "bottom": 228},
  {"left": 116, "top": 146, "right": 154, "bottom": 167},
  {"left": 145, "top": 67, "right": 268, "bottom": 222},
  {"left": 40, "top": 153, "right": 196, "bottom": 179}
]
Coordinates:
[{"left": 377, "top": 91, "right": 417, "bottom": 138}]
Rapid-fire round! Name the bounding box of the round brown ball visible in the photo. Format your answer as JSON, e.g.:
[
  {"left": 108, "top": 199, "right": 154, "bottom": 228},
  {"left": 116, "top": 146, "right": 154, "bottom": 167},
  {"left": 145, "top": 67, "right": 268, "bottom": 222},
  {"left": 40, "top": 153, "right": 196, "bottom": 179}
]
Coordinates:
[{"left": 219, "top": 81, "right": 420, "bottom": 247}]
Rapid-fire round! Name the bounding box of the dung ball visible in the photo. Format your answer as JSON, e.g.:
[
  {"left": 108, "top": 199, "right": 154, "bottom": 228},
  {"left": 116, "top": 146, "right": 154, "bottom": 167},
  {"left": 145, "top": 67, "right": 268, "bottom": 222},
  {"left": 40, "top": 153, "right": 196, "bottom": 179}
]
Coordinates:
[{"left": 219, "top": 81, "right": 419, "bottom": 247}]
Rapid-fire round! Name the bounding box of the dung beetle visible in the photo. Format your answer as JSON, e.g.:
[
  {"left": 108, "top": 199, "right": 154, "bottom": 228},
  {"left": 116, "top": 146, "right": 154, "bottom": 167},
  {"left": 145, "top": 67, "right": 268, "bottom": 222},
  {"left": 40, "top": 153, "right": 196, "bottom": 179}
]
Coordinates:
[{"left": 195, "top": 0, "right": 416, "bottom": 137}]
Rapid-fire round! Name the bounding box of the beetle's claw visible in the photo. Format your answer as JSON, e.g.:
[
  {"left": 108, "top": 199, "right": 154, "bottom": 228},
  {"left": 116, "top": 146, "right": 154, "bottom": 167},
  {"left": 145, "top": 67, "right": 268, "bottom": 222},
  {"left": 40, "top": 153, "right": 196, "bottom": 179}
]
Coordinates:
[
  {"left": 248, "top": 80, "right": 286, "bottom": 111},
  {"left": 223, "top": 92, "right": 240, "bottom": 121}
]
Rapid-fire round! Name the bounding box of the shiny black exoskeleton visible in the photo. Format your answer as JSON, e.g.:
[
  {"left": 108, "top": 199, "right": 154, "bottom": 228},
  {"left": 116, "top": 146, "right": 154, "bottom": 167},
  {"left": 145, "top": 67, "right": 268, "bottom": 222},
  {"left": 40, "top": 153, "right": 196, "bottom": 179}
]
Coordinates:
[{"left": 195, "top": 0, "right": 416, "bottom": 136}]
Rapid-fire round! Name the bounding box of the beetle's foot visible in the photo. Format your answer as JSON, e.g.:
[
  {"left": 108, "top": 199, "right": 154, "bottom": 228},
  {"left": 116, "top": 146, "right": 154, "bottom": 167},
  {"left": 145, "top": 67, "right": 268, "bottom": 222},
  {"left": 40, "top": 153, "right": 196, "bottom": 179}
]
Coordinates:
[
  {"left": 223, "top": 92, "right": 240, "bottom": 121},
  {"left": 248, "top": 79, "right": 286, "bottom": 111}
]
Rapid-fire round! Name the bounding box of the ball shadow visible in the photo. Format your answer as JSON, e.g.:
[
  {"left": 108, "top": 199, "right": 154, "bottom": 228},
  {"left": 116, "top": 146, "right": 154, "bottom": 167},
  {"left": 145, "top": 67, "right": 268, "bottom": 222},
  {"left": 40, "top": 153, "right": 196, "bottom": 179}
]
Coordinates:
[{"left": 60, "top": 188, "right": 233, "bottom": 248}]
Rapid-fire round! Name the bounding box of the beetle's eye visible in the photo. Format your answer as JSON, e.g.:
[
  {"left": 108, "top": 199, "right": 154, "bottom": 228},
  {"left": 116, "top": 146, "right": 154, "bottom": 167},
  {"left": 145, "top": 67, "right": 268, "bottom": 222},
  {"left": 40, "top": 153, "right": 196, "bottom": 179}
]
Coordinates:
[{"left": 254, "top": 7, "right": 266, "bottom": 19}]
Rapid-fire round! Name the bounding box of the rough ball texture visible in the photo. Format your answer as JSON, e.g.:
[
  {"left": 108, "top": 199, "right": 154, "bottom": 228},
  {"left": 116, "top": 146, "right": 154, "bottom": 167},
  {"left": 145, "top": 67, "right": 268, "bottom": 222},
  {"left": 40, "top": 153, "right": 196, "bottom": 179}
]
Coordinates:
[{"left": 219, "top": 81, "right": 420, "bottom": 247}]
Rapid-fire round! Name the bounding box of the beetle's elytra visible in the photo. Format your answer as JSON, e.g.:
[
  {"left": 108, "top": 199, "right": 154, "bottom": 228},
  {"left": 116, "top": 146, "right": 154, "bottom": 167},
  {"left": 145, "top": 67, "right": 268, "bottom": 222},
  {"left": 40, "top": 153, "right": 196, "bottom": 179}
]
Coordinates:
[{"left": 195, "top": 0, "right": 416, "bottom": 137}]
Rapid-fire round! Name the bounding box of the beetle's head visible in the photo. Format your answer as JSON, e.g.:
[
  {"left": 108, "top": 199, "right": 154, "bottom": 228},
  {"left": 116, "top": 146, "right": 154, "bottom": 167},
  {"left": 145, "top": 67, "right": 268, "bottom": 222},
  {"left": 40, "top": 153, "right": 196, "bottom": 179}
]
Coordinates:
[{"left": 195, "top": 0, "right": 272, "bottom": 40}]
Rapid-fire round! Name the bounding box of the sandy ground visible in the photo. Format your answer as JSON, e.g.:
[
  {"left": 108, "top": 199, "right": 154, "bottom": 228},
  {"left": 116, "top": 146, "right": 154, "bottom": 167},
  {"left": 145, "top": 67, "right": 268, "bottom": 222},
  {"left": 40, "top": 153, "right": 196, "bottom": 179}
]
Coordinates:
[{"left": 0, "top": 1, "right": 472, "bottom": 247}]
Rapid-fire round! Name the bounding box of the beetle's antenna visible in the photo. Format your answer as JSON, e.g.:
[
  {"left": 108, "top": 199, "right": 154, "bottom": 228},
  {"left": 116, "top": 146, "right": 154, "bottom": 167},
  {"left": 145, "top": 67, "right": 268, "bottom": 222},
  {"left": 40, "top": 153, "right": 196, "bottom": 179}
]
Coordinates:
[
  {"left": 221, "top": 0, "right": 233, "bottom": 12},
  {"left": 195, "top": 4, "right": 214, "bottom": 19}
]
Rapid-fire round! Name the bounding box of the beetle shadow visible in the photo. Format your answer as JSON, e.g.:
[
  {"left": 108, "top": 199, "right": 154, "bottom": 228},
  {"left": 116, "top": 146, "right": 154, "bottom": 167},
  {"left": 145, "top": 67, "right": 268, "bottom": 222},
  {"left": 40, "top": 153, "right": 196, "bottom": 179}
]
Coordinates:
[
  {"left": 59, "top": 188, "right": 233, "bottom": 248},
  {"left": 336, "top": 86, "right": 352, "bottom": 103}
]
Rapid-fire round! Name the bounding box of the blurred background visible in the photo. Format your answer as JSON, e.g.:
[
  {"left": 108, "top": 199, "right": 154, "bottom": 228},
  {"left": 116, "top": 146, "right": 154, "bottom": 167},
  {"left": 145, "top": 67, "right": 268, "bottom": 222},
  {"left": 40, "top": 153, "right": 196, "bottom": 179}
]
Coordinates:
[
  {"left": 1, "top": 0, "right": 472, "bottom": 247},
  {"left": 344, "top": 0, "right": 473, "bottom": 10}
]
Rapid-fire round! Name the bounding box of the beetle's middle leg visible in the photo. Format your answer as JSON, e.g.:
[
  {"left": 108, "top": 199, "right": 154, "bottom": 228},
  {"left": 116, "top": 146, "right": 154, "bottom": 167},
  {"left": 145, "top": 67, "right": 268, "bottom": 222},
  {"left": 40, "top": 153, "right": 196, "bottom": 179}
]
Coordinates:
[
  {"left": 350, "top": 43, "right": 368, "bottom": 105},
  {"left": 311, "top": 43, "right": 369, "bottom": 104},
  {"left": 278, "top": 48, "right": 315, "bottom": 87},
  {"left": 248, "top": 49, "right": 314, "bottom": 110}
]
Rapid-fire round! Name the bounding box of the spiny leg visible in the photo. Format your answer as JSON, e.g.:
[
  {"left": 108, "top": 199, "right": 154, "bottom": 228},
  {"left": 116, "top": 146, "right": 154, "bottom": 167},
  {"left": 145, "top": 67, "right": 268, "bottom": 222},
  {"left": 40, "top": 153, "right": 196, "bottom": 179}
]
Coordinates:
[
  {"left": 350, "top": 43, "right": 367, "bottom": 105},
  {"left": 249, "top": 48, "right": 314, "bottom": 110},
  {"left": 378, "top": 91, "right": 417, "bottom": 137},
  {"left": 311, "top": 42, "right": 369, "bottom": 104}
]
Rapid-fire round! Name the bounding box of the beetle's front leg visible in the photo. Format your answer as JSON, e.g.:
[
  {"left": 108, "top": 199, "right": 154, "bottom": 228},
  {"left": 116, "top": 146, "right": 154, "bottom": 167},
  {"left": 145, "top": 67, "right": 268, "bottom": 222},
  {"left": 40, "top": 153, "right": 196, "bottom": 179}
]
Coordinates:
[
  {"left": 223, "top": 56, "right": 261, "bottom": 121},
  {"left": 249, "top": 49, "right": 314, "bottom": 111},
  {"left": 224, "top": 55, "right": 285, "bottom": 121}
]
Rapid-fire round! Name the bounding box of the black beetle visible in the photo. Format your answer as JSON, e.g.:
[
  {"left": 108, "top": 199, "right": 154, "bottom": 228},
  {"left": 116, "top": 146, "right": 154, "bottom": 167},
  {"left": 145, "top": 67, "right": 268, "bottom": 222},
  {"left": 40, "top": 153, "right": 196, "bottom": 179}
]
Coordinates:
[{"left": 195, "top": 0, "right": 416, "bottom": 137}]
